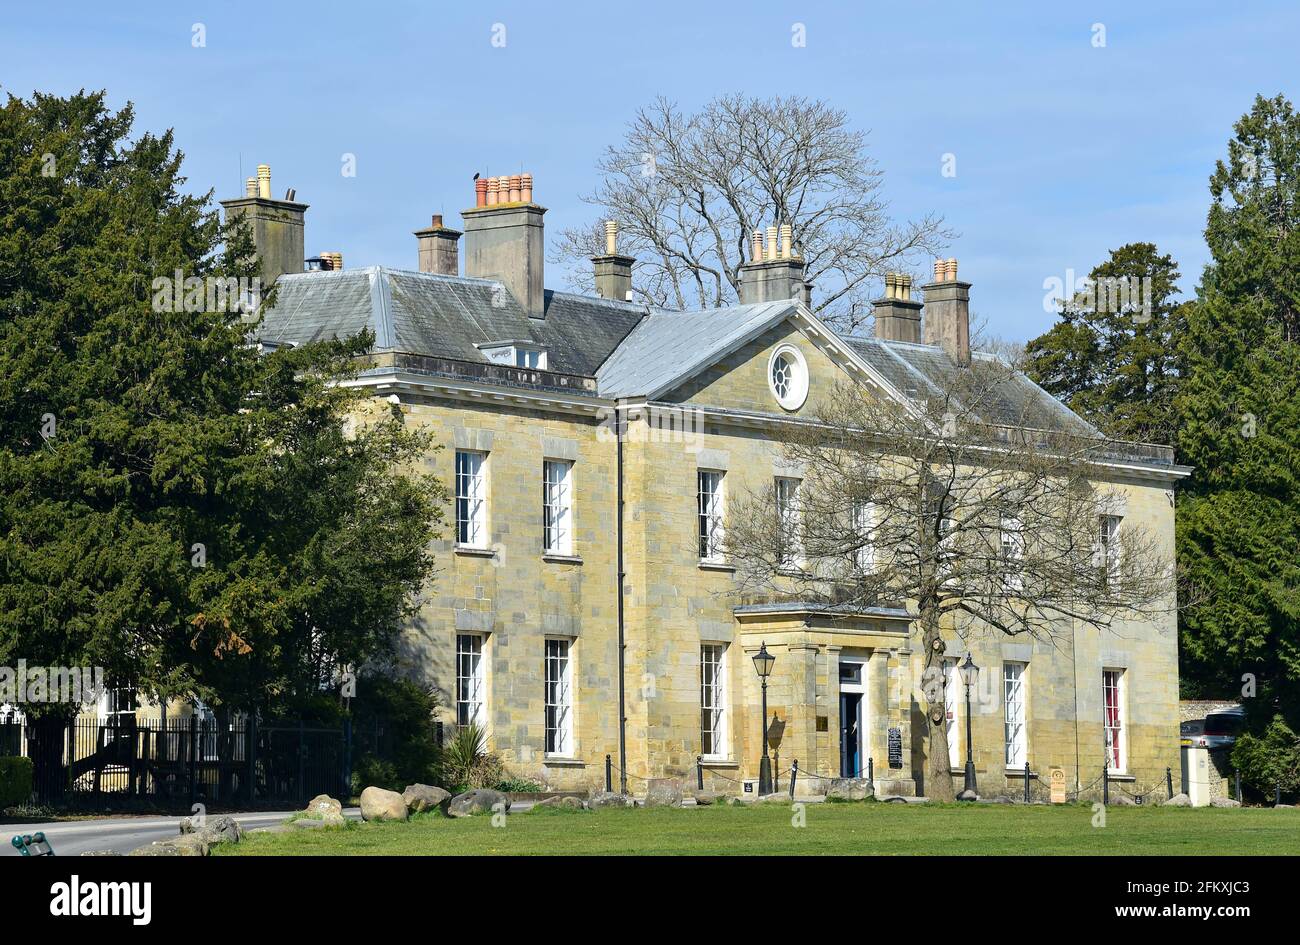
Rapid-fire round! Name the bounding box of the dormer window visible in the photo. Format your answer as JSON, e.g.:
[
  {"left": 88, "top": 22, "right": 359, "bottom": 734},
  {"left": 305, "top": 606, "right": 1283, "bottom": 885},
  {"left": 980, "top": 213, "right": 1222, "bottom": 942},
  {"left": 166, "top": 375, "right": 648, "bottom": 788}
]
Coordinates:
[{"left": 477, "top": 341, "right": 548, "bottom": 370}]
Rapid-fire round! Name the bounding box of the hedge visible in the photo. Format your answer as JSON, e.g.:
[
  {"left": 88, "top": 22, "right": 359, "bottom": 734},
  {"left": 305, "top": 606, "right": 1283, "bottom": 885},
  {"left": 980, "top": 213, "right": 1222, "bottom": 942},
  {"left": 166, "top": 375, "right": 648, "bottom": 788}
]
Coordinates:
[{"left": 0, "top": 756, "right": 34, "bottom": 809}]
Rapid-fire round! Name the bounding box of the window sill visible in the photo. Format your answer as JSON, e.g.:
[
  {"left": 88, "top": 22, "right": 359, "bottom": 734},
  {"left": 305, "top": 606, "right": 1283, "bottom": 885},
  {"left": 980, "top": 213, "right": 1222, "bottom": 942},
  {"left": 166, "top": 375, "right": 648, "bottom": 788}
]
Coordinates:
[
  {"left": 1106, "top": 772, "right": 1135, "bottom": 782},
  {"left": 542, "top": 756, "right": 585, "bottom": 767},
  {"left": 700, "top": 758, "right": 739, "bottom": 768},
  {"left": 454, "top": 545, "right": 497, "bottom": 558},
  {"left": 698, "top": 560, "right": 735, "bottom": 572},
  {"left": 542, "top": 553, "right": 583, "bottom": 565},
  {"left": 1004, "top": 767, "right": 1039, "bottom": 778}
]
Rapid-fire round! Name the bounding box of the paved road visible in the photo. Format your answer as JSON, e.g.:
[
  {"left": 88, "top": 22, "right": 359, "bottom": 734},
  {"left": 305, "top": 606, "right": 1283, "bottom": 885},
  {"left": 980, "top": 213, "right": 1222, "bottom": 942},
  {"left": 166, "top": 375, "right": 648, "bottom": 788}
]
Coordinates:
[{"left": 3, "top": 810, "right": 358, "bottom": 856}]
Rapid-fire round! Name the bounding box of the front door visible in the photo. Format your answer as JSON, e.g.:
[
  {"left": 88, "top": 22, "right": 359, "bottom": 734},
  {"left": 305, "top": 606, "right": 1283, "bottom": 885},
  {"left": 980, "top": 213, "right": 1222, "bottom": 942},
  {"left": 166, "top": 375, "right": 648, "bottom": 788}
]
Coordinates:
[{"left": 840, "top": 692, "right": 862, "bottom": 777}]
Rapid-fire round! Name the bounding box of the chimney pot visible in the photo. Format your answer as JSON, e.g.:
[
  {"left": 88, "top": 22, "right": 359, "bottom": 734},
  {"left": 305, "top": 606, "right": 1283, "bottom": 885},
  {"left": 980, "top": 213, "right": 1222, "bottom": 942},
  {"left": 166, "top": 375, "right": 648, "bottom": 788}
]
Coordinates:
[
  {"left": 604, "top": 220, "right": 618, "bottom": 255},
  {"left": 508, "top": 174, "right": 521, "bottom": 203},
  {"left": 751, "top": 230, "right": 764, "bottom": 262},
  {"left": 475, "top": 178, "right": 488, "bottom": 207},
  {"left": 486, "top": 177, "right": 499, "bottom": 206},
  {"left": 765, "top": 225, "right": 779, "bottom": 261},
  {"left": 780, "top": 223, "right": 793, "bottom": 259},
  {"left": 245, "top": 177, "right": 257, "bottom": 197},
  {"left": 257, "top": 164, "right": 271, "bottom": 200},
  {"left": 520, "top": 172, "right": 533, "bottom": 203}
]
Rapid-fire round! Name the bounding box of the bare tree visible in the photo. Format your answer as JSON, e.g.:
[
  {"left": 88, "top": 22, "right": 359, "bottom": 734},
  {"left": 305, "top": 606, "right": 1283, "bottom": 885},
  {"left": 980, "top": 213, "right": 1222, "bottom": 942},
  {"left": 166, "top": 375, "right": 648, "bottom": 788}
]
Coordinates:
[
  {"left": 721, "top": 355, "right": 1176, "bottom": 801},
  {"left": 552, "top": 94, "right": 950, "bottom": 330}
]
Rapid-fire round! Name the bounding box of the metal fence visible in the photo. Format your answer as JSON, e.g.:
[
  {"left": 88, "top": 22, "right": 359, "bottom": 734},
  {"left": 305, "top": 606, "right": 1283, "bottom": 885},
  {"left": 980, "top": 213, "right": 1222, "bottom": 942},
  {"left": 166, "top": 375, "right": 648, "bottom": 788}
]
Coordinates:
[{"left": 0, "top": 715, "right": 359, "bottom": 811}]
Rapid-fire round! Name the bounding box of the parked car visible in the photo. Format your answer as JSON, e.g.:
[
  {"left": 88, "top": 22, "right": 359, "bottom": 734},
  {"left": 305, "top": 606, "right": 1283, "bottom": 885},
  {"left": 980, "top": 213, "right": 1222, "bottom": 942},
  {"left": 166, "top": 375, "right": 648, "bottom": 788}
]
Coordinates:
[{"left": 1183, "top": 707, "right": 1245, "bottom": 749}]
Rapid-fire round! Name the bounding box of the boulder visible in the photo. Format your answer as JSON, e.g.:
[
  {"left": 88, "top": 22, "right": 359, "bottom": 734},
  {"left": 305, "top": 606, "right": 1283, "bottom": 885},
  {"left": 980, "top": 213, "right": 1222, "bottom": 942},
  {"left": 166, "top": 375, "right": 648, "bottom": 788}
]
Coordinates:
[
  {"left": 198, "top": 815, "right": 243, "bottom": 844},
  {"left": 1210, "top": 797, "right": 1241, "bottom": 808},
  {"left": 1163, "top": 793, "right": 1192, "bottom": 807},
  {"left": 130, "top": 836, "right": 207, "bottom": 857},
  {"left": 644, "top": 778, "right": 684, "bottom": 808},
  {"left": 403, "top": 783, "right": 451, "bottom": 814},
  {"left": 359, "top": 786, "right": 409, "bottom": 822},
  {"left": 826, "top": 778, "right": 872, "bottom": 801},
  {"left": 531, "top": 795, "right": 587, "bottom": 811},
  {"left": 447, "top": 788, "right": 509, "bottom": 817},
  {"left": 304, "top": 794, "right": 343, "bottom": 819},
  {"left": 956, "top": 788, "right": 979, "bottom": 801},
  {"left": 1107, "top": 794, "right": 1137, "bottom": 806},
  {"left": 588, "top": 790, "right": 634, "bottom": 809},
  {"left": 978, "top": 795, "right": 1015, "bottom": 805},
  {"left": 692, "top": 791, "right": 719, "bottom": 806}
]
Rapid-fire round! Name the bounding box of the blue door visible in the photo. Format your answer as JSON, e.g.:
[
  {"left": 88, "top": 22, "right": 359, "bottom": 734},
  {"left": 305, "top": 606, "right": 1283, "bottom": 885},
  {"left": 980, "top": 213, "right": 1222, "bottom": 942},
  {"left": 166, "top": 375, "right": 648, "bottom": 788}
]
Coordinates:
[{"left": 840, "top": 692, "right": 862, "bottom": 777}]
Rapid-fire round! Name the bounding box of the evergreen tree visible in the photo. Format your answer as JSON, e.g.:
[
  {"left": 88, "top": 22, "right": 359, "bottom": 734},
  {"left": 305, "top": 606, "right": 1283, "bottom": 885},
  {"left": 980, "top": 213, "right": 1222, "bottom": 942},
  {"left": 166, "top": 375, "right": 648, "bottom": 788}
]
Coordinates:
[
  {"left": 0, "top": 90, "right": 444, "bottom": 719},
  {"left": 1025, "top": 242, "right": 1184, "bottom": 444},
  {"left": 1176, "top": 94, "right": 1300, "bottom": 733}
]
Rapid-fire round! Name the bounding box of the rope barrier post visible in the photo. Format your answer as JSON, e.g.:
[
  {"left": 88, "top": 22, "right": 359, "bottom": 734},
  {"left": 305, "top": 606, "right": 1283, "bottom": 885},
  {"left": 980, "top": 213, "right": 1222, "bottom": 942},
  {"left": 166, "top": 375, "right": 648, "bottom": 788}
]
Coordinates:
[
  {"left": 1024, "top": 761, "right": 1030, "bottom": 804},
  {"left": 867, "top": 756, "right": 874, "bottom": 784},
  {"left": 1166, "top": 766, "right": 1173, "bottom": 800},
  {"left": 1235, "top": 771, "right": 1242, "bottom": 803},
  {"left": 1102, "top": 763, "right": 1109, "bottom": 806},
  {"left": 696, "top": 755, "right": 703, "bottom": 792},
  {"left": 789, "top": 760, "right": 798, "bottom": 800},
  {"left": 605, "top": 754, "right": 612, "bottom": 794}
]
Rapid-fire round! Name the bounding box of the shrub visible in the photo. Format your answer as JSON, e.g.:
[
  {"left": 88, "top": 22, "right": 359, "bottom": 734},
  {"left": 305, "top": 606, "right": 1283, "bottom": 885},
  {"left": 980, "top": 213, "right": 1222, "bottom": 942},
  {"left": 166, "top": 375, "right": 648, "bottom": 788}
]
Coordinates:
[
  {"left": 1231, "top": 716, "right": 1300, "bottom": 796},
  {"left": 348, "top": 676, "right": 444, "bottom": 791},
  {"left": 0, "top": 756, "right": 35, "bottom": 810}
]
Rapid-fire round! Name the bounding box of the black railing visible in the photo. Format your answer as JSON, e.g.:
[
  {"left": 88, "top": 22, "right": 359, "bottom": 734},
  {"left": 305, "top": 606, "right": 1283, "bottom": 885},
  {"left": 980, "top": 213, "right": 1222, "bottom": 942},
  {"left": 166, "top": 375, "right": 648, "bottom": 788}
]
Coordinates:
[{"left": 0, "top": 715, "right": 356, "bottom": 811}]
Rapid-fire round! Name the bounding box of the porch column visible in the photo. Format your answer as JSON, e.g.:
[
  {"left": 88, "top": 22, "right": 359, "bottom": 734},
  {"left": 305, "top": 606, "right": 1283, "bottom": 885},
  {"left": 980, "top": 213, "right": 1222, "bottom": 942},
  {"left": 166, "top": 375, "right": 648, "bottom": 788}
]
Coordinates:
[
  {"left": 866, "top": 648, "right": 891, "bottom": 779},
  {"left": 825, "top": 644, "right": 843, "bottom": 780},
  {"left": 788, "top": 639, "right": 820, "bottom": 784}
]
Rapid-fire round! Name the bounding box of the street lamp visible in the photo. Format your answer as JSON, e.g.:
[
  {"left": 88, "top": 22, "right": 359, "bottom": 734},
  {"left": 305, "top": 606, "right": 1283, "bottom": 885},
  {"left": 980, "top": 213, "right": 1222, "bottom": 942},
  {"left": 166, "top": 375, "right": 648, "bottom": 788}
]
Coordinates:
[
  {"left": 959, "top": 652, "right": 979, "bottom": 798},
  {"left": 752, "top": 642, "right": 776, "bottom": 795}
]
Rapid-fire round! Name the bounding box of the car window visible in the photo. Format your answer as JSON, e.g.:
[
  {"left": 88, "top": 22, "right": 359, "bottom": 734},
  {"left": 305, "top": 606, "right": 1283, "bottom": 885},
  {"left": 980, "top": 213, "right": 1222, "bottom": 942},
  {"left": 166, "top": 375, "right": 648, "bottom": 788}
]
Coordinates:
[
  {"left": 1204, "top": 714, "right": 1243, "bottom": 736},
  {"left": 1180, "top": 720, "right": 1205, "bottom": 735}
]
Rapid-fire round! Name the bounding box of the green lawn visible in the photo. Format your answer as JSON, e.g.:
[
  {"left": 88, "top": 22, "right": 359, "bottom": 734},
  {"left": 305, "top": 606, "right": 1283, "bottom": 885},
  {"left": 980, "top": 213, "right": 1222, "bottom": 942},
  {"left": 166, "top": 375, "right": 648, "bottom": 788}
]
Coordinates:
[{"left": 217, "top": 801, "right": 1300, "bottom": 856}]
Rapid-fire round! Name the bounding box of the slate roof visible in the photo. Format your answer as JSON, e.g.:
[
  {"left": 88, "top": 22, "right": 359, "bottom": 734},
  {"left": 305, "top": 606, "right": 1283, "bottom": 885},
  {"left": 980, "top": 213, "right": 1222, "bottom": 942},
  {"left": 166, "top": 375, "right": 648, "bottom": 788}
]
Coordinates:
[
  {"left": 258, "top": 267, "right": 649, "bottom": 377},
  {"left": 844, "top": 336, "right": 1100, "bottom": 436},
  {"left": 595, "top": 301, "right": 797, "bottom": 398}
]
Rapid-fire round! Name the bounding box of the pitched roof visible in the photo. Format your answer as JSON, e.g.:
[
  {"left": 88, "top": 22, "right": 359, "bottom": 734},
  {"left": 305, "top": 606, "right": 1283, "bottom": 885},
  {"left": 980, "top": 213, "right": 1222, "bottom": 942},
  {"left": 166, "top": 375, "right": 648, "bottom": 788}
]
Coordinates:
[
  {"left": 595, "top": 301, "right": 797, "bottom": 398},
  {"left": 844, "top": 336, "right": 1100, "bottom": 436},
  {"left": 258, "top": 267, "right": 648, "bottom": 376}
]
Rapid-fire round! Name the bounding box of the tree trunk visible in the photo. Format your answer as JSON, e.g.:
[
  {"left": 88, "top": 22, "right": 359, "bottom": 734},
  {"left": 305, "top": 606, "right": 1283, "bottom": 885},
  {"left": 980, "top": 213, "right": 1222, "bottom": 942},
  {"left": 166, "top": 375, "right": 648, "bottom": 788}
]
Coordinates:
[{"left": 920, "top": 605, "right": 956, "bottom": 802}]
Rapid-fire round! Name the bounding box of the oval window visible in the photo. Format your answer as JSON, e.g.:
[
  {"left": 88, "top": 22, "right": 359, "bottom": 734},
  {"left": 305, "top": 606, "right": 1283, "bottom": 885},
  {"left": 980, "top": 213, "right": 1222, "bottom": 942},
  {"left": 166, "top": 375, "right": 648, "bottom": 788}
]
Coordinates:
[{"left": 768, "top": 344, "right": 808, "bottom": 410}]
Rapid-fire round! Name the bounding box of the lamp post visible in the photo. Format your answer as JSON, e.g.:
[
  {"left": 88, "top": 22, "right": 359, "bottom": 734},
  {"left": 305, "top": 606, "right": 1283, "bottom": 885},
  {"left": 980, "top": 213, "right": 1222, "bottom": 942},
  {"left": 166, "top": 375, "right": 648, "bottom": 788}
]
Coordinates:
[
  {"left": 959, "top": 653, "right": 979, "bottom": 798},
  {"left": 752, "top": 642, "right": 776, "bottom": 795}
]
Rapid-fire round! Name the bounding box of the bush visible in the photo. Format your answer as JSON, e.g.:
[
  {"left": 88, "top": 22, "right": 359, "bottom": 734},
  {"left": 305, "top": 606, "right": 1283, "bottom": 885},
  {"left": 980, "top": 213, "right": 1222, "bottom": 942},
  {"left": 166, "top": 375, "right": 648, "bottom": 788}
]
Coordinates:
[
  {"left": 0, "top": 756, "right": 35, "bottom": 809},
  {"left": 349, "top": 676, "right": 444, "bottom": 791},
  {"left": 1231, "top": 716, "right": 1300, "bottom": 796}
]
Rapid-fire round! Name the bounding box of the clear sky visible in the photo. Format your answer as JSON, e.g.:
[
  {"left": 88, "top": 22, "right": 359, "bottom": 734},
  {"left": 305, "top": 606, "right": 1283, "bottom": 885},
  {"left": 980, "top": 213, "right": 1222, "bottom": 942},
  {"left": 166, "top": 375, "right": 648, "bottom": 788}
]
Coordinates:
[{"left": 3, "top": 1, "right": 1295, "bottom": 340}]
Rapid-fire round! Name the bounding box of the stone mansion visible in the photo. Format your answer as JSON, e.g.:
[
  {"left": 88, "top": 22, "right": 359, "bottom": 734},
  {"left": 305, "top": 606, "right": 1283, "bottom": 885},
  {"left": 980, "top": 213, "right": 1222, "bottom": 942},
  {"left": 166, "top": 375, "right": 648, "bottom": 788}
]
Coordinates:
[{"left": 231, "top": 165, "right": 1188, "bottom": 798}]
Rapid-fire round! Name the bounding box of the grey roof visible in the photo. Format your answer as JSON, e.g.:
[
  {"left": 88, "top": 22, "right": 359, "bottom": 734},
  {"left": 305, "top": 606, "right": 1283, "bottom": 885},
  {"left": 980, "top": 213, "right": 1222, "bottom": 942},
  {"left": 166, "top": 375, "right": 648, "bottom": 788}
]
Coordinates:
[
  {"left": 845, "top": 337, "right": 1100, "bottom": 436},
  {"left": 595, "top": 301, "right": 797, "bottom": 398},
  {"left": 258, "top": 267, "right": 648, "bottom": 377}
]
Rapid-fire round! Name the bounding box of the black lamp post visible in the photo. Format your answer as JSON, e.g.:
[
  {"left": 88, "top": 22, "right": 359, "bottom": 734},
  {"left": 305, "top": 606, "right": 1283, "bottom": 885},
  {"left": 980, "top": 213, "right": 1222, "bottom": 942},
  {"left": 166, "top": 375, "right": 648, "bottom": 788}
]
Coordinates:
[
  {"left": 959, "top": 652, "right": 979, "bottom": 797},
  {"left": 752, "top": 642, "right": 776, "bottom": 795}
]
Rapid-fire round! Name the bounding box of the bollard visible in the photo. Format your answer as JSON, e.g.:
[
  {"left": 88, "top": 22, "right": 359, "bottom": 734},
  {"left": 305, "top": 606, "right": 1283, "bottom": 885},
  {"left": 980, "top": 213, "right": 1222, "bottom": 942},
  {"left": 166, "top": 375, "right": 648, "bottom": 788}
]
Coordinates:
[
  {"left": 1102, "top": 764, "right": 1109, "bottom": 806},
  {"left": 789, "top": 760, "right": 798, "bottom": 800},
  {"left": 1024, "top": 761, "right": 1031, "bottom": 803},
  {"left": 605, "top": 754, "right": 612, "bottom": 793},
  {"left": 696, "top": 755, "right": 704, "bottom": 792},
  {"left": 1166, "top": 766, "right": 1173, "bottom": 800},
  {"left": 868, "top": 757, "right": 874, "bottom": 783}
]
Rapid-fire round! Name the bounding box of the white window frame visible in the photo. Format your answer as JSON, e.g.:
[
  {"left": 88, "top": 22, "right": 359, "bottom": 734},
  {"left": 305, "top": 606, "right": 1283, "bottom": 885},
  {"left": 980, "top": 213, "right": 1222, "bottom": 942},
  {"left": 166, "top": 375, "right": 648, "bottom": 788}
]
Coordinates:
[
  {"left": 1001, "top": 514, "right": 1024, "bottom": 591},
  {"left": 698, "top": 470, "right": 725, "bottom": 561},
  {"left": 944, "top": 657, "right": 960, "bottom": 769},
  {"left": 1098, "top": 514, "right": 1122, "bottom": 585},
  {"left": 455, "top": 450, "right": 488, "bottom": 547},
  {"left": 1003, "top": 662, "right": 1028, "bottom": 768},
  {"left": 852, "top": 501, "right": 876, "bottom": 572},
  {"left": 1103, "top": 668, "right": 1127, "bottom": 772},
  {"left": 544, "top": 638, "right": 574, "bottom": 757},
  {"left": 775, "top": 476, "right": 802, "bottom": 568},
  {"left": 700, "top": 644, "right": 728, "bottom": 759},
  {"left": 456, "top": 633, "right": 486, "bottom": 729},
  {"left": 767, "top": 344, "right": 809, "bottom": 410},
  {"left": 542, "top": 460, "right": 573, "bottom": 555}
]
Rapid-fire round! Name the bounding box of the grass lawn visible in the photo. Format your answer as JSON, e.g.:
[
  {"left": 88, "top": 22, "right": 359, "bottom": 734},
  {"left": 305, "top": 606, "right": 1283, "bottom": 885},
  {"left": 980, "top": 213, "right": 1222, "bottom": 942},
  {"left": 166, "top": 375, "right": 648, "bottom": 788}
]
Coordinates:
[{"left": 217, "top": 801, "right": 1300, "bottom": 856}]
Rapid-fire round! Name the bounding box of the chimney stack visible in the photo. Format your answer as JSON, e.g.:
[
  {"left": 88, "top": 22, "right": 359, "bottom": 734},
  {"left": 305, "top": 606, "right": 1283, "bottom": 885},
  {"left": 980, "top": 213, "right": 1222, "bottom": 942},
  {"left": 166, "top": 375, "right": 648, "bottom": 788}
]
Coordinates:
[
  {"left": 462, "top": 172, "right": 546, "bottom": 317},
  {"left": 220, "top": 163, "right": 308, "bottom": 286},
  {"left": 739, "top": 223, "right": 811, "bottom": 305},
  {"left": 415, "top": 213, "right": 462, "bottom": 276},
  {"left": 592, "top": 220, "right": 635, "bottom": 302},
  {"left": 873, "top": 273, "right": 923, "bottom": 343},
  {"left": 922, "top": 257, "right": 970, "bottom": 365}
]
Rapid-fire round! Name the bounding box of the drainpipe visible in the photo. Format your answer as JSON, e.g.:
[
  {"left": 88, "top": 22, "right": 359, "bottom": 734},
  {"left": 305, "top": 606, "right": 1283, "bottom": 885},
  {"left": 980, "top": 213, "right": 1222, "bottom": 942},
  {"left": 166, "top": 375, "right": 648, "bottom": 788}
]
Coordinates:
[{"left": 615, "top": 401, "right": 628, "bottom": 794}]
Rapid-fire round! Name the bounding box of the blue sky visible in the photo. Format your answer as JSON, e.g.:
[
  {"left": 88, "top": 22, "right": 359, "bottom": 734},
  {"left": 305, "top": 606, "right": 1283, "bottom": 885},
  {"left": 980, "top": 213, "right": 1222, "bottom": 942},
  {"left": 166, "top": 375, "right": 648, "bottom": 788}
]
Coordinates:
[{"left": 3, "top": 1, "right": 1295, "bottom": 340}]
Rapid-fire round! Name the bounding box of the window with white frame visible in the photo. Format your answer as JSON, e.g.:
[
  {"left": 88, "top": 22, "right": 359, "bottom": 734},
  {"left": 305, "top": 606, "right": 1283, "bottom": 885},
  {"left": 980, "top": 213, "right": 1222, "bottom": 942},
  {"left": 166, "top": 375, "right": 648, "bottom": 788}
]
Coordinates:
[
  {"left": 700, "top": 644, "right": 727, "bottom": 758},
  {"left": 455, "top": 451, "right": 487, "bottom": 547},
  {"left": 98, "top": 683, "right": 137, "bottom": 743},
  {"left": 851, "top": 501, "right": 876, "bottom": 572},
  {"left": 944, "top": 657, "right": 960, "bottom": 769},
  {"left": 1103, "top": 669, "right": 1126, "bottom": 771},
  {"left": 1098, "top": 514, "right": 1122, "bottom": 585},
  {"left": 543, "top": 460, "right": 573, "bottom": 555},
  {"left": 775, "top": 477, "right": 801, "bottom": 567},
  {"left": 1000, "top": 514, "right": 1024, "bottom": 591},
  {"left": 544, "top": 639, "right": 573, "bottom": 756},
  {"left": 698, "top": 471, "right": 725, "bottom": 561},
  {"left": 1003, "top": 662, "right": 1027, "bottom": 767},
  {"left": 456, "top": 633, "right": 486, "bottom": 728}
]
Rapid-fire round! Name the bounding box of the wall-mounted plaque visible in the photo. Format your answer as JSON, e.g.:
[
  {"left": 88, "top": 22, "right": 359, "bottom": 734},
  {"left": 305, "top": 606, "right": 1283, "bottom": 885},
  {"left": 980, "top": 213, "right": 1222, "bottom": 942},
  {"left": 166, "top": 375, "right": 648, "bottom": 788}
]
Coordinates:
[{"left": 888, "top": 727, "right": 903, "bottom": 768}]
